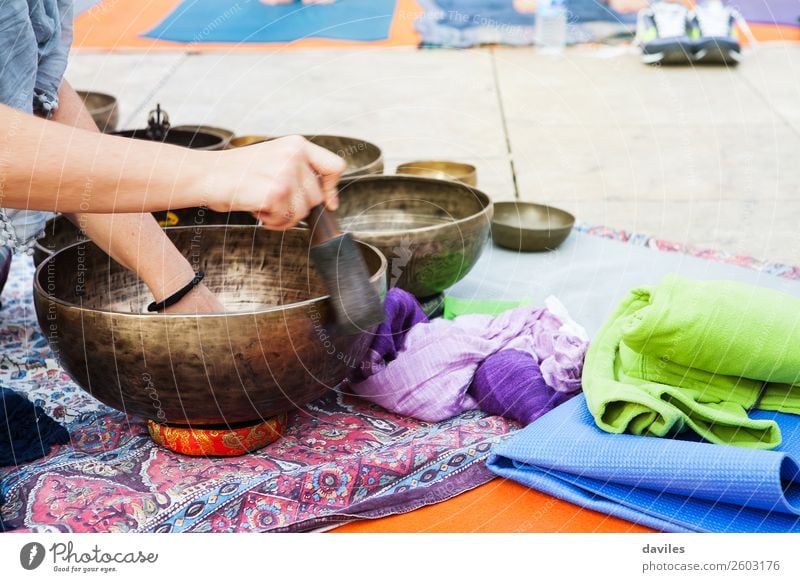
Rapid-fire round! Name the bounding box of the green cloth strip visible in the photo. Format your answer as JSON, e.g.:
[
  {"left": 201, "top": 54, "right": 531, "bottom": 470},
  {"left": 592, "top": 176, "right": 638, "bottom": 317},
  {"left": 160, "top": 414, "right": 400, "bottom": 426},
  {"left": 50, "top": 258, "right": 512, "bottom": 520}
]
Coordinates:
[{"left": 442, "top": 296, "right": 531, "bottom": 320}]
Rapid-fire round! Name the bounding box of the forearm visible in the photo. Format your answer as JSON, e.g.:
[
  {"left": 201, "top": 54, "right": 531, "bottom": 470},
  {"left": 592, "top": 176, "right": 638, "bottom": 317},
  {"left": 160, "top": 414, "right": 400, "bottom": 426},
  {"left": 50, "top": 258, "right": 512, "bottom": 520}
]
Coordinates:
[
  {"left": 0, "top": 101, "right": 209, "bottom": 213},
  {"left": 54, "top": 81, "right": 197, "bottom": 303}
]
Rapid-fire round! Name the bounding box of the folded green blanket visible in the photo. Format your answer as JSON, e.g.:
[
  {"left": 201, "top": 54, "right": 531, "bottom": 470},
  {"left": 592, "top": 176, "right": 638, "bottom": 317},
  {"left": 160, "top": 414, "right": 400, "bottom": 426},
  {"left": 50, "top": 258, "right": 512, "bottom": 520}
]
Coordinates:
[{"left": 583, "top": 274, "right": 800, "bottom": 449}]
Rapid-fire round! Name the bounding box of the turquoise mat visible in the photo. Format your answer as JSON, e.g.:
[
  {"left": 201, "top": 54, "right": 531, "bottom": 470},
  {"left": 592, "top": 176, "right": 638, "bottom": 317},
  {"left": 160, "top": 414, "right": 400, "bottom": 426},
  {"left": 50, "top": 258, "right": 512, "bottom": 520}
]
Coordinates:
[{"left": 145, "top": 0, "right": 397, "bottom": 43}]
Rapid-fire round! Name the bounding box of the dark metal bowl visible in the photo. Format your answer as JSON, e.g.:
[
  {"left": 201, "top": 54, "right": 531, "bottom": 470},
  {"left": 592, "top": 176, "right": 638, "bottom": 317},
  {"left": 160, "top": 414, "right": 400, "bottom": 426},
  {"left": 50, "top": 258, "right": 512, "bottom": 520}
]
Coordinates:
[
  {"left": 336, "top": 175, "right": 493, "bottom": 298},
  {"left": 491, "top": 201, "right": 575, "bottom": 252},
  {"left": 76, "top": 90, "right": 119, "bottom": 133},
  {"left": 33, "top": 226, "right": 387, "bottom": 425},
  {"left": 112, "top": 128, "right": 226, "bottom": 150},
  {"left": 32, "top": 208, "right": 259, "bottom": 267},
  {"left": 173, "top": 125, "right": 235, "bottom": 149}
]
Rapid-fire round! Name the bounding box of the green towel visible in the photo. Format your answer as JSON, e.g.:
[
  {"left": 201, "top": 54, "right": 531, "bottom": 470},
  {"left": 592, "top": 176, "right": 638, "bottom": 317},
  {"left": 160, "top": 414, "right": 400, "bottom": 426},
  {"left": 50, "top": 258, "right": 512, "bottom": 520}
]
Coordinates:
[{"left": 583, "top": 274, "right": 800, "bottom": 449}]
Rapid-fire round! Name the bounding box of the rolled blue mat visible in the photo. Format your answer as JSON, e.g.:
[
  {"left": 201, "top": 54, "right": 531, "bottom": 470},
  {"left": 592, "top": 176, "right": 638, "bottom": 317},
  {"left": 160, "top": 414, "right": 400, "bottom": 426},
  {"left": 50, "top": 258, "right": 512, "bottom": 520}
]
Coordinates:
[
  {"left": 487, "top": 395, "right": 800, "bottom": 533},
  {"left": 145, "top": 0, "right": 397, "bottom": 44}
]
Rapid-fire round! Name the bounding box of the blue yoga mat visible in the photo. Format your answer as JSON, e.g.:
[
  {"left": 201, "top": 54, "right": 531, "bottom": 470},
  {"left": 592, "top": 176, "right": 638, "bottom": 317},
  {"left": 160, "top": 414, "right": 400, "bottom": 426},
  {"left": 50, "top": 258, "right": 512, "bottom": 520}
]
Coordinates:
[
  {"left": 145, "top": 0, "right": 397, "bottom": 44},
  {"left": 487, "top": 395, "right": 800, "bottom": 533}
]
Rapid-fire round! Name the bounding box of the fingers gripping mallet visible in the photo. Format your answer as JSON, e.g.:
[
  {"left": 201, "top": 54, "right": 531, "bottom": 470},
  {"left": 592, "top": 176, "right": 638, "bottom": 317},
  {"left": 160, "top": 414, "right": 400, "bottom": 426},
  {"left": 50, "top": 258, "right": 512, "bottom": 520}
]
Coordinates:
[{"left": 307, "top": 204, "right": 385, "bottom": 335}]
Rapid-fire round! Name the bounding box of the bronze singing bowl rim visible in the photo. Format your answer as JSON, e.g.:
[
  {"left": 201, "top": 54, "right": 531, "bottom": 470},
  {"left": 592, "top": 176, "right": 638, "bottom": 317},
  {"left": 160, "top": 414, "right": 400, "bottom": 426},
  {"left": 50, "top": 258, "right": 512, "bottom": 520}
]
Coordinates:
[
  {"left": 32, "top": 209, "right": 259, "bottom": 265},
  {"left": 33, "top": 226, "right": 388, "bottom": 319},
  {"left": 395, "top": 160, "right": 478, "bottom": 186},
  {"left": 337, "top": 175, "right": 493, "bottom": 236}
]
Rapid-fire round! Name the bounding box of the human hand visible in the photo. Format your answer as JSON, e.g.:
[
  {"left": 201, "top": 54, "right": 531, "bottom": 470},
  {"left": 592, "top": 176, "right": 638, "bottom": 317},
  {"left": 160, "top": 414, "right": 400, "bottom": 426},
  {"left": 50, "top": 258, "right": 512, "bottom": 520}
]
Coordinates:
[{"left": 205, "top": 135, "right": 346, "bottom": 230}]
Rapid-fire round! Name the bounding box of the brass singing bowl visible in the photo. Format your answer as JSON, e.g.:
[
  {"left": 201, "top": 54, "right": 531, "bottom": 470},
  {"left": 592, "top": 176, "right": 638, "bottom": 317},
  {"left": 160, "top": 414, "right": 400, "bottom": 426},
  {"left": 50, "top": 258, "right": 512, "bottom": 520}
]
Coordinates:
[
  {"left": 491, "top": 201, "right": 575, "bottom": 252},
  {"left": 396, "top": 161, "right": 478, "bottom": 187},
  {"left": 336, "top": 175, "right": 493, "bottom": 298},
  {"left": 173, "top": 125, "right": 235, "bottom": 149},
  {"left": 32, "top": 208, "right": 259, "bottom": 267},
  {"left": 34, "top": 226, "right": 387, "bottom": 425},
  {"left": 76, "top": 90, "right": 119, "bottom": 133}
]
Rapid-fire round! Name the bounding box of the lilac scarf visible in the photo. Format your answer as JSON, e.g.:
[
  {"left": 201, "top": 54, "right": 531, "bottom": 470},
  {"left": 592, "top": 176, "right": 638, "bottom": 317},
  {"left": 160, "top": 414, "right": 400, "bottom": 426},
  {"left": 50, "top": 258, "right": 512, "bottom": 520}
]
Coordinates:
[{"left": 350, "top": 290, "right": 587, "bottom": 423}]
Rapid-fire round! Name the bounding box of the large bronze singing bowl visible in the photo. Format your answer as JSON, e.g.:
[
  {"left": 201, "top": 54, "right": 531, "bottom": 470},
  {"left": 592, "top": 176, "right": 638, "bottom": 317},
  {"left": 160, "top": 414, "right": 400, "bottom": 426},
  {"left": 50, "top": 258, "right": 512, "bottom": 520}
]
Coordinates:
[
  {"left": 32, "top": 208, "right": 259, "bottom": 266},
  {"left": 336, "top": 175, "right": 493, "bottom": 298},
  {"left": 34, "top": 226, "right": 387, "bottom": 425}
]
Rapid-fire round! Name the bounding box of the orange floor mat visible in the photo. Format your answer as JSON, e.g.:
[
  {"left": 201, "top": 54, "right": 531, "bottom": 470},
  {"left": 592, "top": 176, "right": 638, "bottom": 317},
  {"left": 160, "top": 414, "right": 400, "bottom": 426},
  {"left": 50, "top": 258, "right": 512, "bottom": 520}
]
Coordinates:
[
  {"left": 748, "top": 23, "right": 800, "bottom": 43},
  {"left": 74, "top": 0, "right": 422, "bottom": 52},
  {"left": 332, "top": 478, "right": 656, "bottom": 533}
]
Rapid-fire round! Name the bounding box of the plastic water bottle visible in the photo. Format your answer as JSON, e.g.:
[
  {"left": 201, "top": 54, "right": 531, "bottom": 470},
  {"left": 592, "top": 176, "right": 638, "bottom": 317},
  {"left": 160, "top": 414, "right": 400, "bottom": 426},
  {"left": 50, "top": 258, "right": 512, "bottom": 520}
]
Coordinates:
[{"left": 535, "top": 0, "right": 567, "bottom": 54}]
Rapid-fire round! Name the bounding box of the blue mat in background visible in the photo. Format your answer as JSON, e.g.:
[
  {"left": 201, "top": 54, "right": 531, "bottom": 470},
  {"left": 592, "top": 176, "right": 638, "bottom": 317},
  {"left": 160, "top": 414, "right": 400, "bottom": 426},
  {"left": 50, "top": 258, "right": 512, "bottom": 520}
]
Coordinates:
[
  {"left": 488, "top": 395, "right": 800, "bottom": 533},
  {"left": 145, "top": 0, "right": 397, "bottom": 44},
  {"left": 417, "top": 0, "right": 638, "bottom": 47}
]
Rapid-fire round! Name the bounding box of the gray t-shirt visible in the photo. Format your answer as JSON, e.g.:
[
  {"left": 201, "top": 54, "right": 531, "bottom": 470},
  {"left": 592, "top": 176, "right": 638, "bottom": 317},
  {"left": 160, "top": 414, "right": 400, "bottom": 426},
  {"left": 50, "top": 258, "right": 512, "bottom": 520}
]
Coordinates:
[
  {"left": 0, "top": 0, "right": 73, "bottom": 257},
  {"left": 0, "top": 0, "right": 74, "bottom": 115}
]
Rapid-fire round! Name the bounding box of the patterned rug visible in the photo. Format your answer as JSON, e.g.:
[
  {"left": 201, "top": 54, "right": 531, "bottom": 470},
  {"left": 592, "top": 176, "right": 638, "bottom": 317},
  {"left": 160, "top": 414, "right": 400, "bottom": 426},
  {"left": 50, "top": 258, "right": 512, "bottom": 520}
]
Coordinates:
[
  {"left": 0, "top": 258, "right": 513, "bottom": 533},
  {"left": 2, "top": 224, "right": 798, "bottom": 532}
]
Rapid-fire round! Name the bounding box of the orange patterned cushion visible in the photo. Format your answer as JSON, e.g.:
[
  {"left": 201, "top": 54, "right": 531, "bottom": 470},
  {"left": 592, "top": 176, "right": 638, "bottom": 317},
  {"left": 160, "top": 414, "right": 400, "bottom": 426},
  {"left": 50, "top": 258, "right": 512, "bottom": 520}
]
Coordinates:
[{"left": 147, "top": 415, "right": 287, "bottom": 456}]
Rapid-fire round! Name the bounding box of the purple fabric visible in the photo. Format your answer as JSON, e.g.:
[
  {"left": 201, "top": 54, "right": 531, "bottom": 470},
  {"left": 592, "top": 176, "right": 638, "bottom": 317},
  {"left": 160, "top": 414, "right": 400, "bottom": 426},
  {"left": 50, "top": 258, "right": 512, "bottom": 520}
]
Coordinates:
[
  {"left": 351, "top": 288, "right": 429, "bottom": 383},
  {"left": 469, "top": 349, "right": 577, "bottom": 425},
  {"left": 350, "top": 298, "right": 588, "bottom": 422}
]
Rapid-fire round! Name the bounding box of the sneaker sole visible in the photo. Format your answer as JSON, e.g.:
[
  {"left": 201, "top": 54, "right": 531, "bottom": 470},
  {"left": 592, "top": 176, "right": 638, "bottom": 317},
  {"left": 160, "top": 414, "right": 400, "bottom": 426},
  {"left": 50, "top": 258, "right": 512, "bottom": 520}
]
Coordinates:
[
  {"left": 641, "top": 39, "right": 695, "bottom": 65},
  {"left": 693, "top": 37, "right": 741, "bottom": 65}
]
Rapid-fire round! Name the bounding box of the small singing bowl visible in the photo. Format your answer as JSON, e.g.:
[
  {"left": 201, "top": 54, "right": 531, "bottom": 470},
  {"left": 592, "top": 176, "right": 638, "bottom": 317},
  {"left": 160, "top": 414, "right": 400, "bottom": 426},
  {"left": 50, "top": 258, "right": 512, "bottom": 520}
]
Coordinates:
[
  {"left": 34, "top": 226, "right": 387, "bottom": 425},
  {"left": 336, "top": 175, "right": 493, "bottom": 298},
  {"left": 491, "top": 202, "right": 575, "bottom": 252},
  {"left": 229, "top": 135, "right": 270, "bottom": 148},
  {"left": 32, "top": 208, "right": 259, "bottom": 266},
  {"left": 173, "top": 125, "right": 235, "bottom": 149},
  {"left": 396, "top": 161, "right": 477, "bottom": 186},
  {"left": 76, "top": 90, "right": 119, "bottom": 133}
]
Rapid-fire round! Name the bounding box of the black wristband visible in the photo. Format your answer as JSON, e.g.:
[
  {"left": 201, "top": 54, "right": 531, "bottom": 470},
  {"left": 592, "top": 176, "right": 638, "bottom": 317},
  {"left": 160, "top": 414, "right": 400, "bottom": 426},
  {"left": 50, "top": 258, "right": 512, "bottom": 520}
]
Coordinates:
[{"left": 147, "top": 272, "right": 205, "bottom": 313}]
